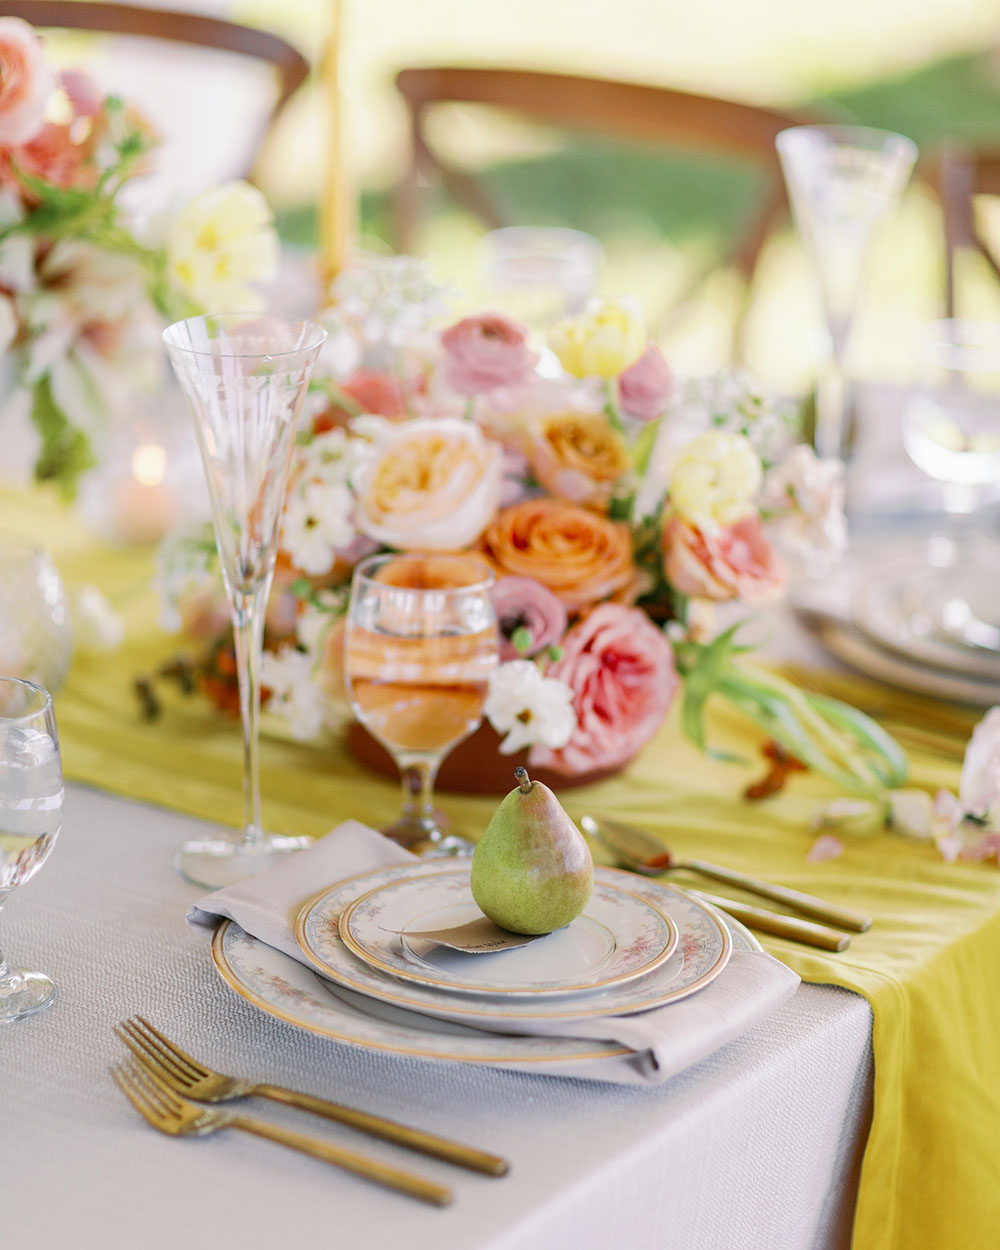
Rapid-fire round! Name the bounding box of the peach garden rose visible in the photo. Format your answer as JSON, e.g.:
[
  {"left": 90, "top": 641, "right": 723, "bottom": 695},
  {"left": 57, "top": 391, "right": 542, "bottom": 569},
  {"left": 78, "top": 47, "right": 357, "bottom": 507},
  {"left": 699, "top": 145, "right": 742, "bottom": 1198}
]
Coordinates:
[
  {"left": 0, "top": 17, "right": 54, "bottom": 147},
  {"left": 356, "top": 417, "right": 503, "bottom": 551},
  {"left": 527, "top": 411, "right": 630, "bottom": 507},
  {"left": 482, "top": 497, "right": 635, "bottom": 612},
  {"left": 662, "top": 514, "right": 786, "bottom": 604}
]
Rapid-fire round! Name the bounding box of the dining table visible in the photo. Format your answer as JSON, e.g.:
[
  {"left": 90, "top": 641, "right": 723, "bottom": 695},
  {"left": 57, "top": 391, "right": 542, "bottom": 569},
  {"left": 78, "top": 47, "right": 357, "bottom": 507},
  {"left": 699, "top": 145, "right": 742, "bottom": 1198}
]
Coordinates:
[{"left": 3, "top": 399, "right": 1000, "bottom": 1250}]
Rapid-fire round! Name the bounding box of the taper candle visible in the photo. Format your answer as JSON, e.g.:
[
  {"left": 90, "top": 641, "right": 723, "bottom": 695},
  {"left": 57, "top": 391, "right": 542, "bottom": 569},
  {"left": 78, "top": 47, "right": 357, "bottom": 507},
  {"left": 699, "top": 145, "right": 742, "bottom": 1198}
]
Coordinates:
[{"left": 320, "top": 0, "right": 350, "bottom": 282}]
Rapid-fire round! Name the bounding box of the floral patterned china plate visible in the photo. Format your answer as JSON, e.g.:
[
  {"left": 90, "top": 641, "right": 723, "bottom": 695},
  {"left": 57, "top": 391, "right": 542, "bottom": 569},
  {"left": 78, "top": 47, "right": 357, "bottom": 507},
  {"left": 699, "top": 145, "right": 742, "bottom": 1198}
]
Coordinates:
[
  {"left": 295, "top": 864, "right": 731, "bottom": 1025},
  {"left": 211, "top": 896, "right": 754, "bottom": 1069},
  {"left": 338, "top": 867, "right": 678, "bottom": 997}
]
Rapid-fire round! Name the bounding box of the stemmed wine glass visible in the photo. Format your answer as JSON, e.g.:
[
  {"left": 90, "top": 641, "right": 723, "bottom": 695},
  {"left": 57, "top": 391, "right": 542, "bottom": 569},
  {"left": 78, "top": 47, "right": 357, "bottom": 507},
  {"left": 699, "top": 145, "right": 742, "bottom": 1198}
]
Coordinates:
[
  {"left": 777, "top": 125, "right": 917, "bottom": 462},
  {"left": 345, "top": 553, "right": 499, "bottom": 853},
  {"left": 163, "top": 313, "right": 327, "bottom": 889},
  {"left": 0, "top": 677, "right": 63, "bottom": 1023}
]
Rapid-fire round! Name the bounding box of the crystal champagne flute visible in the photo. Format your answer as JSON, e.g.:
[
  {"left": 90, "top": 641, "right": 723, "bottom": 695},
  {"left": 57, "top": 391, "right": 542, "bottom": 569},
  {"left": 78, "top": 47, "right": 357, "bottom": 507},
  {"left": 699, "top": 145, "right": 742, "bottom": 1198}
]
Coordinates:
[
  {"left": 777, "top": 125, "right": 917, "bottom": 462},
  {"left": 345, "top": 553, "right": 499, "bottom": 852},
  {"left": 163, "top": 313, "right": 327, "bottom": 888},
  {"left": 0, "top": 676, "right": 63, "bottom": 1023}
]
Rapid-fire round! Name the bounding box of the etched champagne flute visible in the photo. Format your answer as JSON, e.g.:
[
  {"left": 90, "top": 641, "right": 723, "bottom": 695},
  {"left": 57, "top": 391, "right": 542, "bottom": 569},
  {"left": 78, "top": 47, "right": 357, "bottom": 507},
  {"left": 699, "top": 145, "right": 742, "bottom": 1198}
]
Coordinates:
[
  {"left": 345, "top": 553, "right": 498, "bottom": 853},
  {"left": 0, "top": 676, "right": 63, "bottom": 1022},
  {"left": 777, "top": 125, "right": 917, "bottom": 462},
  {"left": 163, "top": 313, "right": 327, "bottom": 888}
]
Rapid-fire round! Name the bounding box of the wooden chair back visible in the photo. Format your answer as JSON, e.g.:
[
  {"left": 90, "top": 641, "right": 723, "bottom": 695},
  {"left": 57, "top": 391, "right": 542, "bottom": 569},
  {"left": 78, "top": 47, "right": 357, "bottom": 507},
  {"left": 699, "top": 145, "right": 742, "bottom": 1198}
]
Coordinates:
[
  {"left": 393, "top": 65, "right": 820, "bottom": 349},
  {"left": 926, "top": 145, "right": 1000, "bottom": 317},
  {"left": 0, "top": 1, "right": 309, "bottom": 178}
]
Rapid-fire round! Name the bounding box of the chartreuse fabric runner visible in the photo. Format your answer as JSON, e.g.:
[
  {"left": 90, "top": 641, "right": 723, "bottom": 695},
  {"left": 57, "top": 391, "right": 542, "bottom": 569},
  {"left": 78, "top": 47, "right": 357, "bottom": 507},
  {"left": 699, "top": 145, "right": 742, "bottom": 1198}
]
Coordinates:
[{"left": 4, "top": 484, "right": 1000, "bottom": 1250}]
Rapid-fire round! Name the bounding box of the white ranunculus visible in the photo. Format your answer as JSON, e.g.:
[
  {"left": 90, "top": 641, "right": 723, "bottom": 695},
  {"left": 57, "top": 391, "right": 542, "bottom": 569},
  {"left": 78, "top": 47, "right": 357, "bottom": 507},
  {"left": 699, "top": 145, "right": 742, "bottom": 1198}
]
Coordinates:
[{"left": 762, "top": 444, "right": 848, "bottom": 561}]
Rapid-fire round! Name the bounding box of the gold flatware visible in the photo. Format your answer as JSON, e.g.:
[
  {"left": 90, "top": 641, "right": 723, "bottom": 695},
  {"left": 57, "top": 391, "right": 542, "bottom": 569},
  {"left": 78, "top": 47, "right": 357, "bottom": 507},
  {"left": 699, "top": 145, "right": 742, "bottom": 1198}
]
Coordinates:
[
  {"left": 689, "top": 889, "right": 851, "bottom": 952},
  {"left": 110, "top": 1061, "right": 452, "bottom": 1206},
  {"left": 580, "top": 814, "right": 872, "bottom": 933},
  {"left": 116, "top": 1016, "right": 507, "bottom": 1177}
]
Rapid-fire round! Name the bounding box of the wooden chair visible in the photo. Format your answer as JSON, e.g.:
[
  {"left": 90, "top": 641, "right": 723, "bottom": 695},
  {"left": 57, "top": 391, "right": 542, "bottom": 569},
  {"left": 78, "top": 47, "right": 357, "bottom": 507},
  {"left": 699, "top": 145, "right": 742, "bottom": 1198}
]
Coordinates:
[
  {"left": 0, "top": 1, "right": 309, "bottom": 181},
  {"left": 926, "top": 144, "right": 1000, "bottom": 318},
  {"left": 393, "top": 66, "right": 821, "bottom": 351}
]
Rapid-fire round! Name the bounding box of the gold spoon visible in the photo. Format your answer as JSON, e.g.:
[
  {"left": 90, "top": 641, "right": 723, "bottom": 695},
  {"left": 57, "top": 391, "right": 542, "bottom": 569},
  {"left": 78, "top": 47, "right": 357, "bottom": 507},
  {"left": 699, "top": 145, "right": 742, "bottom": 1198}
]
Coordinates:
[{"left": 579, "top": 814, "right": 872, "bottom": 933}]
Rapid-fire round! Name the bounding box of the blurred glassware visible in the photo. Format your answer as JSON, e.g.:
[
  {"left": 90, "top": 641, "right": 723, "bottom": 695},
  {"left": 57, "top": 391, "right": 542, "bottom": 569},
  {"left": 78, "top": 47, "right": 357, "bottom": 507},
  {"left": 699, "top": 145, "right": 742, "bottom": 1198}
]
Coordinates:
[
  {"left": 163, "top": 312, "right": 327, "bottom": 889},
  {"left": 0, "top": 676, "right": 63, "bottom": 1023},
  {"left": 896, "top": 318, "right": 1000, "bottom": 653},
  {"left": 777, "top": 125, "right": 917, "bottom": 462},
  {"left": 0, "top": 544, "right": 72, "bottom": 695},
  {"left": 483, "top": 226, "right": 603, "bottom": 330}
]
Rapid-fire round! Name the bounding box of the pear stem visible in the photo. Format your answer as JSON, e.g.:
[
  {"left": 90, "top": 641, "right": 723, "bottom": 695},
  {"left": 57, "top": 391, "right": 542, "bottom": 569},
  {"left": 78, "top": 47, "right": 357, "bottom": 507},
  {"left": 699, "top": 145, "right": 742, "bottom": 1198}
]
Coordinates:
[{"left": 514, "top": 767, "right": 533, "bottom": 794}]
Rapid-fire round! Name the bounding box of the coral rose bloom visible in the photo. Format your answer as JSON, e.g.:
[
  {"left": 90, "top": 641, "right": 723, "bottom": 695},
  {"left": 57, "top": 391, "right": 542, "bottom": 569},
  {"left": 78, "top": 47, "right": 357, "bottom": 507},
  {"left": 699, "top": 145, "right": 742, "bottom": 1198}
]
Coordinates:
[
  {"left": 529, "top": 603, "right": 678, "bottom": 775},
  {"left": 662, "top": 514, "right": 786, "bottom": 603},
  {"left": 527, "top": 412, "right": 630, "bottom": 507},
  {"left": 0, "top": 17, "right": 54, "bottom": 146},
  {"left": 356, "top": 417, "right": 503, "bottom": 551},
  {"left": 482, "top": 498, "right": 634, "bottom": 613}
]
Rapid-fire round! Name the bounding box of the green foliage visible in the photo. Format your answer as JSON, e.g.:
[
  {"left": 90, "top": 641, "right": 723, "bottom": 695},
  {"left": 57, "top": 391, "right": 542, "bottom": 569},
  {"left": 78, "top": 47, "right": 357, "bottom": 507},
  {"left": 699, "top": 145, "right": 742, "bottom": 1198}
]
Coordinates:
[{"left": 29, "top": 376, "right": 96, "bottom": 500}]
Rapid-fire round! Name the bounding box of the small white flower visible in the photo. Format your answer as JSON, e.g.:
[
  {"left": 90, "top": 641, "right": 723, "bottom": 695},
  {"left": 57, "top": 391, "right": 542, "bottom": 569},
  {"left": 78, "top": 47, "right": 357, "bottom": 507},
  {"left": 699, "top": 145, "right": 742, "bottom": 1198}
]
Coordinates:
[
  {"left": 71, "top": 586, "right": 124, "bottom": 653},
  {"left": 281, "top": 479, "right": 355, "bottom": 576},
  {"left": 261, "top": 646, "right": 329, "bottom": 741},
  {"left": 295, "top": 591, "right": 347, "bottom": 655},
  {"left": 484, "top": 659, "right": 576, "bottom": 755},
  {"left": 762, "top": 444, "right": 848, "bottom": 561}
]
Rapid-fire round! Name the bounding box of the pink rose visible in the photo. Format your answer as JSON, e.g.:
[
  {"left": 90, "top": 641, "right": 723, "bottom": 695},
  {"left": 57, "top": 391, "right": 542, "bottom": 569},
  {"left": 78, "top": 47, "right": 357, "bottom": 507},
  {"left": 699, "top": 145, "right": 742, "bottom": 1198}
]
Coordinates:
[
  {"left": 529, "top": 603, "right": 678, "bottom": 775},
  {"left": 0, "top": 17, "right": 54, "bottom": 147},
  {"left": 662, "top": 514, "right": 786, "bottom": 603},
  {"left": 492, "top": 576, "right": 568, "bottom": 661},
  {"left": 440, "top": 312, "right": 539, "bottom": 396},
  {"left": 617, "top": 344, "right": 673, "bottom": 422}
]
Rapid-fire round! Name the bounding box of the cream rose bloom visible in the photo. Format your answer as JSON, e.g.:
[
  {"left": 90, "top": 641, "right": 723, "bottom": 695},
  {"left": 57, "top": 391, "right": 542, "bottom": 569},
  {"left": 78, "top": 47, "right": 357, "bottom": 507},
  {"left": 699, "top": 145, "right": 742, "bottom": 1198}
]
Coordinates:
[
  {"left": 356, "top": 417, "right": 503, "bottom": 551},
  {"left": 669, "top": 430, "right": 762, "bottom": 532}
]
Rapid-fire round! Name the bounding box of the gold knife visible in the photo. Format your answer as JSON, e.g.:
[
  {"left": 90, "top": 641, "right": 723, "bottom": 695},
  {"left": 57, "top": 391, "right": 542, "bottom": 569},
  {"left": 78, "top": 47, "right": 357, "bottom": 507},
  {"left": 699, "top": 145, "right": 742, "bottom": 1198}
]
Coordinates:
[{"left": 691, "top": 889, "right": 851, "bottom": 952}]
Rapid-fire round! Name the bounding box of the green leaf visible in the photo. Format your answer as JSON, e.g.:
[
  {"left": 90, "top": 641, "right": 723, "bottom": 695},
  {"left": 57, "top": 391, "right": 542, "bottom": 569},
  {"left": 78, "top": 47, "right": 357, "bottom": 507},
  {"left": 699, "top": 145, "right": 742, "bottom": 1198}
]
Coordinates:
[
  {"left": 630, "top": 417, "right": 661, "bottom": 478},
  {"left": 29, "top": 375, "right": 96, "bottom": 501}
]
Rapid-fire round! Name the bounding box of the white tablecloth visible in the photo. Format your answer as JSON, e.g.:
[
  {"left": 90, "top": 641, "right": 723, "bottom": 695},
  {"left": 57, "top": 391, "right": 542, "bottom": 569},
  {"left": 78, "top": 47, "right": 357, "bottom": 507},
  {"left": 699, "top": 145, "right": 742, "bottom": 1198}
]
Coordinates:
[{"left": 2, "top": 783, "right": 873, "bottom": 1250}]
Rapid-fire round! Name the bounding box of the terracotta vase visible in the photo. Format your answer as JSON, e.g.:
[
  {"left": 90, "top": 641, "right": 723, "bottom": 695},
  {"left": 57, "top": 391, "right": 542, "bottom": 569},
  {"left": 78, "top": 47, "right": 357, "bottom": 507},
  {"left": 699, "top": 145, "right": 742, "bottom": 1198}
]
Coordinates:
[{"left": 344, "top": 719, "right": 625, "bottom": 797}]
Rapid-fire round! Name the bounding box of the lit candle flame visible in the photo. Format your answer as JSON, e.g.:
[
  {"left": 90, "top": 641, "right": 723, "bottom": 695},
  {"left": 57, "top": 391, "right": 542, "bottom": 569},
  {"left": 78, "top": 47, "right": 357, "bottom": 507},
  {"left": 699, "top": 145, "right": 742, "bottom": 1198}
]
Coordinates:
[{"left": 131, "top": 442, "right": 168, "bottom": 488}]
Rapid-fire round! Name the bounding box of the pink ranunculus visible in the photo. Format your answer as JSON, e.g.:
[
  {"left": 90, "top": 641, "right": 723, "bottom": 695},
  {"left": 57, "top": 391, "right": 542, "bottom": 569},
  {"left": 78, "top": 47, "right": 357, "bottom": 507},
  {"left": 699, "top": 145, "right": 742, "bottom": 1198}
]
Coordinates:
[
  {"left": 617, "top": 344, "right": 673, "bottom": 423},
  {"left": 440, "top": 312, "right": 539, "bottom": 397},
  {"left": 528, "top": 603, "right": 678, "bottom": 775},
  {"left": 662, "top": 514, "right": 786, "bottom": 604},
  {"left": 491, "top": 576, "right": 568, "bottom": 661},
  {"left": 0, "top": 17, "right": 54, "bottom": 147}
]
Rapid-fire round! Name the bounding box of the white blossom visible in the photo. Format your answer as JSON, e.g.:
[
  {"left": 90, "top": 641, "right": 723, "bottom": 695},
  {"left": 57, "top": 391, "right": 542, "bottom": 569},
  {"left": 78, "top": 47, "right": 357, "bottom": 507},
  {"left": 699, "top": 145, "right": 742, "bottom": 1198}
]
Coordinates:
[
  {"left": 71, "top": 586, "right": 124, "bottom": 653},
  {"left": 281, "top": 479, "right": 356, "bottom": 576},
  {"left": 261, "top": 646, "right": 331, "bottom": 741},
  {"left": 762, "top": 444, "right": 848, "bottom": 561},
  {"left": 484, "top": 659, "right": 576, "bottom": 755}
]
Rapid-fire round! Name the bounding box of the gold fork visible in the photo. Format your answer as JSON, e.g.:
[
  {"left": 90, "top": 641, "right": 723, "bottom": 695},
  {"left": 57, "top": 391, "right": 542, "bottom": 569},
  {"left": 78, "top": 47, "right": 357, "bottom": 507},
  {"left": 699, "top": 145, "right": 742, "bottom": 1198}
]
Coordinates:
[
  {"left": 116, "top": 1016, "right": 507, "bottom": 1177},
  {"left": 110, "top": 1060, "right": 452, "bottom": 1206}
]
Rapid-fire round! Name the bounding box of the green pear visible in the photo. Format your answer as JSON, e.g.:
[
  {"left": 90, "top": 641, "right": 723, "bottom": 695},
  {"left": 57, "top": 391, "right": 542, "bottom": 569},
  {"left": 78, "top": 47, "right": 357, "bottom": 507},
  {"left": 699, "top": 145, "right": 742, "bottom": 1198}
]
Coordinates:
[{"left": 470, "top": 767, "right": 593, "bottom": 935}]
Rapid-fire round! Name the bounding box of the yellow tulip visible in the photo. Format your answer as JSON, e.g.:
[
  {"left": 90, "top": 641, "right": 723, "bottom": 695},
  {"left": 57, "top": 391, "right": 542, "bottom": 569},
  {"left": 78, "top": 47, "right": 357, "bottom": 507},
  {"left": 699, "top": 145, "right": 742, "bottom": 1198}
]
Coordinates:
[{"left": 548, "top": 299, "right": 645, "bottom": 379}]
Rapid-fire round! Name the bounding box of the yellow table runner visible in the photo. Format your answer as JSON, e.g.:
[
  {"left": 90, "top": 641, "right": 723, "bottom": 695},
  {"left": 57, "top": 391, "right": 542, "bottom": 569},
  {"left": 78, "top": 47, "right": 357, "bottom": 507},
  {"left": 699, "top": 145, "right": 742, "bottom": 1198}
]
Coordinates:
[{"left": 5, "top": 485, "right": 1000, "bottom": 1250}]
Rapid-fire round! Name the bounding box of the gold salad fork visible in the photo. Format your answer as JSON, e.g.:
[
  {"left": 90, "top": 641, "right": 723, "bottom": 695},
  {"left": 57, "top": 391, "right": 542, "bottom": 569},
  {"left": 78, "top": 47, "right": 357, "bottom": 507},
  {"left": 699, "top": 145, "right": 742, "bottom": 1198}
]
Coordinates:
[
  {"left": 110, "top": 1060, "right": 452, "bottom": 1206},
  {"left": 116, "top": 1016, "right": 508, "bottom": 1177}
]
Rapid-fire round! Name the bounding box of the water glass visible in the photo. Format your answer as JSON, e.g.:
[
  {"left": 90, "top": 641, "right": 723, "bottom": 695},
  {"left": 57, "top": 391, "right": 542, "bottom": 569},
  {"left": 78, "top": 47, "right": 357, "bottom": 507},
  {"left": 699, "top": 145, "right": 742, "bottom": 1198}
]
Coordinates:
[
  {"left": 345, "top": 553, "right": 498, "bottom": 852},
  {"left": 0, "top": 676, "right": 63, "bottom": 1023}
]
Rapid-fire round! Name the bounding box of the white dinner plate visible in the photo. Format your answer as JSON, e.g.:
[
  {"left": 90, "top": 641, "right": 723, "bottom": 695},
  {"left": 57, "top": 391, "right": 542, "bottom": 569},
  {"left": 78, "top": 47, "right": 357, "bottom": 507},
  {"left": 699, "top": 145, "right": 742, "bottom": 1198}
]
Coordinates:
[
  {"left": 852, "top": 561, "right": 1000, "bottom": 681},
  {"left": 338, "top": 867, "right": 678, "bottom": 997},
  {"left": 211, "top": 899, "right": 758, "bottom": 1070},
  {"left": 295, "top": 865, "right": 731, "bottom": 1026}
]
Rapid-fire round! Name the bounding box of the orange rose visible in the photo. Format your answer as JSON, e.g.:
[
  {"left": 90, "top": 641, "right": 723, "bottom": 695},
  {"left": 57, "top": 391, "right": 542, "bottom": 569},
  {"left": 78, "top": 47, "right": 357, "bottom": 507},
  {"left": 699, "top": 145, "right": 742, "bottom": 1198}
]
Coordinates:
[
  {"left": 482, "top": 498, "right": 634, "bottom": 612},
  {"left": 527, "top": 412, "right": 630, "bottom": 507}
]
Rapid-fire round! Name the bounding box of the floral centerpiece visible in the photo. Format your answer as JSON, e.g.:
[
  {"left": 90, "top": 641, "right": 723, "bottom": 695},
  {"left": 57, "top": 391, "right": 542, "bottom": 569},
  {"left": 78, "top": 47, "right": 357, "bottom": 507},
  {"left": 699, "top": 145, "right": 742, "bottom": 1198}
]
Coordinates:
[
  {"left": 156, "top": 254, "right": 908, "bottom": 806},
  {"left": 0, "top": 15, "right": 279, "bottom": 495}
]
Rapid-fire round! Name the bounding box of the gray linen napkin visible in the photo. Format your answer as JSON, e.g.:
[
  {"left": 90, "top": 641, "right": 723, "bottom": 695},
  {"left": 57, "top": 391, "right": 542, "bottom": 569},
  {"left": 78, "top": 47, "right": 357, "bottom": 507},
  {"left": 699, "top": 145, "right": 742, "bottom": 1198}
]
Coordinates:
[{"left": 188, "top": 821, "right": 800, "bottom": 1084}]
